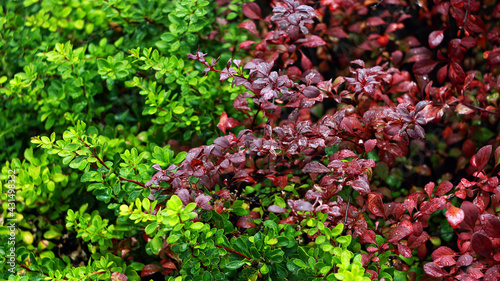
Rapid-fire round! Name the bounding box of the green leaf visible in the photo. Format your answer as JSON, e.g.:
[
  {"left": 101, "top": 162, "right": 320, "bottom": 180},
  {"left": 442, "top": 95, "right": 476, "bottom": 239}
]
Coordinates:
[
  {"left": 167, "top": 195, "right": 183, "bottom": 212},
  {"left": 225, "top": 260, "right": 246, "bottom": 270},
  {"left": 149, "top": 235, "right": 163, "bottom": 255},
  {"left": 190, "top": 222, "right": 204, "bottom": 230},
  {"left": 293, "top": 259, "right": 308, "bottom": 268},
  {"left": 173, "top": 106, "right": 185, "bottom": 114},
  {"left": 145, "top": 222, "right": 158, "bottom": 235}
]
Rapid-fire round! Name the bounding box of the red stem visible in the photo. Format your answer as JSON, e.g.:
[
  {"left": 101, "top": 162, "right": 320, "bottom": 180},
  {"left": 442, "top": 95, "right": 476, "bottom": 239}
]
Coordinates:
[{"left": 214, "top": 244, "right": 251, "bottom": 260}]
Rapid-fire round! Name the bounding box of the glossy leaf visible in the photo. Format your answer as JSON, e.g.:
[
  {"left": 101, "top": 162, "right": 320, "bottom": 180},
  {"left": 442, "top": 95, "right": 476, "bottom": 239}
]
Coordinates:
[
  {"left": 445, "top": 205, "right": 464, "bottom": 229},
  {"left": 428, "top": 30, "right": 444, "bottom": 48}
]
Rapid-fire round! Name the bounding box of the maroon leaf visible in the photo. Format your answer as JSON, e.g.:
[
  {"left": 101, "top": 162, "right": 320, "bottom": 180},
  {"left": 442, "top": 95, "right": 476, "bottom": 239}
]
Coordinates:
[
  {"left": 238, "top": 21, "right": 259, "bottom": 36},
  {"left": 366, "top": 17, "right": 387, "bottom": 26},
  {"left": 368, "top": 193, "right": 385, "bottom": 217},
  {"left": 302, "top": 162, "right": 330, "bottom": 173},
  {"left": 161, "top": 260, "right": 177, "bottom": 270},
  {"left": 459, "top": 201, "right": 478, "bottom": 231},
  {"left": 292, "top": 200, "right": 314, "bottom": 212},
  {"left": 216, "top": 189, "right": 230, "bottom": 199},
  {"left": 387, "top": 220, "right": 413, "bottom": 243},
  {"left": 141, "top": 264, "right": 163, "bottom": 277},
  {"left": 302, "top": 85, "right": 320, "bottom": 98},
  {"left": 413, "top": 59, "right": 439, "bottom": 75},
  {"left": 301, "top": 52, "right": 313, "bottom": 70},
  {"left": 239, "top": 40, "right": 255, "bottom": 49},
  {"left": 449, "top": 62, "right": 465, "bottom": 85},
  {"left": 456, "top": 254, "right": 473, "bottom": 267},
  {"left": 268, "top": 205, "right": 287, "bottom": 213},
  {"left": 420, "top": 198, "right": 446, "bottom": 215},
  {"left": 236, "top": 215, "right": 256, "bottom": 228},
  {"left": 364, "top": 139, "right": 377, "bottom": 153},
  {"left": 437, "top": 64, "right": 448, "bottom": 83},
  {"left": 398, "top": 243, "right": 412, "bottom": 258},
  {"left": 195, "top": 194, "right": 213, "bottom": 211},
  {"left": 472, "top": 145, "right": 492, "bottom": 172},
  {"left": 242, "top": 2, "right": 262, "bottom": 19},
  {"left": 446, "top": 205, "right": 465, "bottom": 229},
  {"left": 435, "top": 181, "right": 453, "bottom": 196},
  {"left": 325, "top": 27, "right": 348, "bottom": 38},
  {"left": 484, "top": 266, "right": 500, "bottom": 281},
  {"left": 431, "top": 246, "right": 456, "bottom": 265},
  {"left": 471, "top": 232, "right": 492, "bottom": 258},
  {"left": 301, "top": 35, "right": 327, "bottom": 48},
  {"left": 423, "top": 262, "right": 446, "bottom": 277},
  {"left": 495, "top": 146, "right": 500, "bottom": 167},
  {"left": 429, "top": 30, "right": 444, "bottom": 48},
  {"left": 217, "top": 112, "right": 241, "bottom": 134},
  {"left": 480, "top": 214, "right": 500, "bottom": 238},
  {"left": 350, "top": 177, "right": 371, "bottom": 195}
]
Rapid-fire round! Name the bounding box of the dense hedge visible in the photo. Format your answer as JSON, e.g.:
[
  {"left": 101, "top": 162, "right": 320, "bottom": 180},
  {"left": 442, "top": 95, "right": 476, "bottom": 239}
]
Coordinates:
[{"left": 1, "top": 0, "right": 500, "bottom": 280}]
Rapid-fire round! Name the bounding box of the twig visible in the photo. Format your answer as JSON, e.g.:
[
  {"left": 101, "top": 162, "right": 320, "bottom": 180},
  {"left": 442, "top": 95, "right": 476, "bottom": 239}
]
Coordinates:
[{"left": 215, "top": 244, "right": 251, "bottom": 260}]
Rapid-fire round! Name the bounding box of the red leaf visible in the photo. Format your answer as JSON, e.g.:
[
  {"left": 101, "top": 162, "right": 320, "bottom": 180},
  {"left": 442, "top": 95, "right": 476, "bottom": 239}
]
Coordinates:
[
  {"left": 435, "top": 181, "right": 453, "bottom": 196},
  {"left": 333, "top": 149, "right": 358, "bottom": 160},
  {"left": 301, "top": 35, "right": 327, "bottom": 48},
  {"left": 457, "top": 254, "right": 473, "bottom": 267},
  {"left": 484, "top": 266, "right": 500, "bottom": 281},
  {"left": 429, "top": 30, "right": 444, "bottom": 48},
  {"left": 459, "top": 201, "right": 478, "bottom": 231},
  {"left": 424, "top": 262, "right": 446, "bottom": 277},
  {"left": 368, "top": 193, "right": 385, "bottom": 217},
  {"left": 471, "top": 232, "right": 492, "bottom": 258},
  {"left": 301, "top": 52, "right": 313, "bottom": 70},
  {"left": 387, "top": 220, "right": 413, "bottom": 243},
  {"left": 449, "top": 62, "right": 465, "bottom": 85},
  {"left": 413, "top": 59, "right": 439, "bottom": 75},
  {"left": 364, "top": 139, "right": 377, "bottom": 153},
  {"left": 238, "top": 21, "right": 259, "bottom": 36},
  {"left": 161, "top": 261, "right": 177, "bottom": 270},
  {"left": 302, "top": 162, "right": 330, "bottom": 173},
  {"left": 431, "top": 246, "right": 456, "bottom": 261},
  {"left": 217, "top": 112, "right": 240, "bottom": 134},
  {"left": 325, "top": 27, "right": 348, "bottom": 38},
  {"left": 398, "top": 243, "right": 412, "bottom": 258},
  {"left": 495, "top": 146, "right": 500, "bottom": 167},
  {"left": 216, "top": 189, "right": 230, "bottom": 199},
  {"left": 420, "top": 198, "right": 446, "bottom": 215},
  {"left": 236, "top": 215, "right": 256, "bottom": 229},
  {"left": 141, "top": 264, "right": 163, "bottom": 277},
  {"left": 366, "top": 17, "right": 387, "bottom": 26},
  {"left": 446, "top": 205, "right": 465, "bottom": 229},
  {"left": 480, "top": 214, "right": 500, "bottom": 238},
  {"left": 437, "top": 64, "right": 448, "bottom": 83},
  {"left": 350, "top": 177, "right": 371, "bottom": 195},
  {"left": 279, "top": 216, "right": 297, "bottom": 225},
  {"left": 425, "top": 182, "right": 435, "bottom": 198},
  {"left": 239, "top": 40, "right": 255, "bottom": 49},
  {"left": 242, "top": 2, "right": 262, "bottom": 19},
  {"left": 472, "top": 145, "right": 492, "bottom": 172}
]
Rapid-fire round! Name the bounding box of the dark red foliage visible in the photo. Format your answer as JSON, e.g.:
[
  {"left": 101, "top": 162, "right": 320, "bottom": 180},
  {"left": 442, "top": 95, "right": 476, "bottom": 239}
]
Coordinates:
[{"left": 150, "top": 0, "right": 500, "bottom": 279}]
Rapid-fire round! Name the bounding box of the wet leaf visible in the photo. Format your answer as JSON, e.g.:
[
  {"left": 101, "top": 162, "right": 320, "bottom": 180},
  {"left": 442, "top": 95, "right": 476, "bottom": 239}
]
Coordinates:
[
  {"left": 429, "top": 30, "right": 444, "bottom": 48},
  {"left": 242, "top": 2, "right": 262, "bottom": 19},
  {"left": 445, "top": 205, "right": 464, "bottom": 229},
  {"left": 471, "top": 232, "right": 492, "bottom": 258},
  {"left": 387, "top": 220, "right": 413, "bottom": 243}
]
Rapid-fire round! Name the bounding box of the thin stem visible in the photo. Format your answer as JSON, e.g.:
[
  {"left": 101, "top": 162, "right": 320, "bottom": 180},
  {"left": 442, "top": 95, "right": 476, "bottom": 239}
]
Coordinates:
[{"left": 215, "top": 244, "right": 251, "bottom": 260}]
